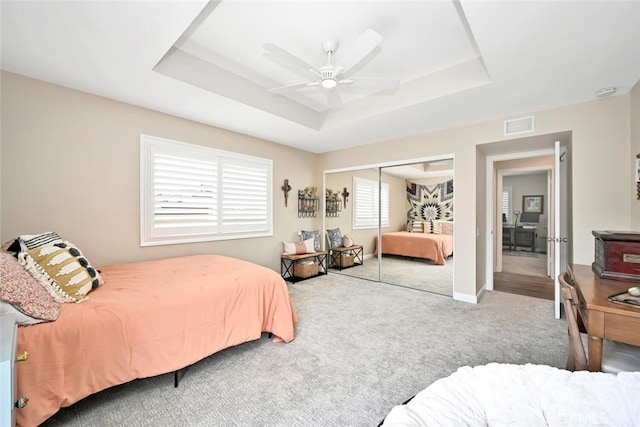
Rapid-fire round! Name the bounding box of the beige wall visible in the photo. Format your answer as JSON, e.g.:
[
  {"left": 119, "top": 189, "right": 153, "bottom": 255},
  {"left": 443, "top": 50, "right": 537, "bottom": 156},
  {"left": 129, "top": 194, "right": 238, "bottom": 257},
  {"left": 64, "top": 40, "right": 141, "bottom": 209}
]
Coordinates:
[
  {"left": 0, "top": 71, "right": 319, "bottom": 271},
  {"left": 631, "top": 80, "right": 640, "bottom": 230},
  {"left": 318, "top": 92, "right": 636, "bottom": 300},
  {"left": 2, "top": 71, "right": 638, "bottom": 302}
]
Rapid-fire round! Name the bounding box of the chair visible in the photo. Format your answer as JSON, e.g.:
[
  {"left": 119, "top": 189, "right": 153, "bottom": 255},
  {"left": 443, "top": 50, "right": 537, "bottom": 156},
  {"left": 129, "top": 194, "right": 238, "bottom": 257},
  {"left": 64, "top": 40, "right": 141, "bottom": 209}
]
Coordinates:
[{"left": 558, "top": 271, "right": 640, "bottom": 373}]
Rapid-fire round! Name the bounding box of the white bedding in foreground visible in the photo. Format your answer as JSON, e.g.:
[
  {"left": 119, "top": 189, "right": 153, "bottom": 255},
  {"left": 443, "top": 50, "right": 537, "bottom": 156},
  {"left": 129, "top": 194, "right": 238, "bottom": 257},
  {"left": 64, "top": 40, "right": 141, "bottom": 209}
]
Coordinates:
[{"left": 382, "top": 363, "right": 640, "bottom": 427}]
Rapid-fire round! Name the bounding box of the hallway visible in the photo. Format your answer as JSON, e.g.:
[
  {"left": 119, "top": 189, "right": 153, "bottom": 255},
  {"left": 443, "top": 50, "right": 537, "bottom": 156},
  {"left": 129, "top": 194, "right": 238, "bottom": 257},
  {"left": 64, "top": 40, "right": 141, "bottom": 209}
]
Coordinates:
[
  {"left": 496, "top": 250, "right": 553, "bottom": 300},
  {"left": 493, "top": 271, "right": 554, "bottom": 300}
]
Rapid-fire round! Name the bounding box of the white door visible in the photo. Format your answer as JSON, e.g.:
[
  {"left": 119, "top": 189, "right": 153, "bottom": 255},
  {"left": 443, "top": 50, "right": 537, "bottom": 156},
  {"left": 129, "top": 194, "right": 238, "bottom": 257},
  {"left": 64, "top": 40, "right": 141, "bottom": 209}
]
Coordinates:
[{"left": 553, "top": 140, "right": 569, "bottom": 319}]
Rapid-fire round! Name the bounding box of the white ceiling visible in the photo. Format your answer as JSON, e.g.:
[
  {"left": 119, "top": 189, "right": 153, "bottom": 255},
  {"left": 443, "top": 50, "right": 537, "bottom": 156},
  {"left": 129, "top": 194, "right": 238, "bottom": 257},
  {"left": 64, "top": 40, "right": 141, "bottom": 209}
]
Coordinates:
[{"left": 2, "top": 1, "right": 639, "bottom": 154}]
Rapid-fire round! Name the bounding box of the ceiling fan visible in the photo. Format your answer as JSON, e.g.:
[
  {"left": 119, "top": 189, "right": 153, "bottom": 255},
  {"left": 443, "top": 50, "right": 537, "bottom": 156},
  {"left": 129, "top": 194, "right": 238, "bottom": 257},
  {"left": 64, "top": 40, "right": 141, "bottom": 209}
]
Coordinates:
[{"left": 263, "top": 28, "right": 399, "bottom": 109}]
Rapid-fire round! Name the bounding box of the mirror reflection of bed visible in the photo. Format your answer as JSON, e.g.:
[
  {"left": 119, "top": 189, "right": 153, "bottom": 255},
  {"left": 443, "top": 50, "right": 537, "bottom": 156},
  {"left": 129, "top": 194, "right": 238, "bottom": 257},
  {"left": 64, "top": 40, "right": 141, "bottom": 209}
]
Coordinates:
[{"left": 324, "top": 160, "right": 454, "bottom": 297}]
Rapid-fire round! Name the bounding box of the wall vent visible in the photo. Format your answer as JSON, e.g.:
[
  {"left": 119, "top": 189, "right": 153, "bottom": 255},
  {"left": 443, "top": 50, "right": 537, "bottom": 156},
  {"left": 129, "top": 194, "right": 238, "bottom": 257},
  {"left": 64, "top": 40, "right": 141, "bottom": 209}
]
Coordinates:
[{"left": 504, "top": 116, "right": 534, "bottom": 136}]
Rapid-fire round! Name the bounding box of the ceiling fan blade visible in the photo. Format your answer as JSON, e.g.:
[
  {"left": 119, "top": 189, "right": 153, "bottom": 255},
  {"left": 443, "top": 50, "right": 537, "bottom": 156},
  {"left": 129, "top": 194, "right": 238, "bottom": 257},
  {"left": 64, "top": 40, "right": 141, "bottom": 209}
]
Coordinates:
[
  {"left": 326, "top": 91, "right": 342, "bottom": 110},
  {"left": 342, "top": 77, "right": 399, "bottom": 91},
  {"left": 338, "top": 28, "right": 383, "bottom": 76},
  {"left": 268, "top": 81, "right": 319, "bottom": 94},
  {"left": 263, "top": 43, "right": 321, "bottom": 80}
]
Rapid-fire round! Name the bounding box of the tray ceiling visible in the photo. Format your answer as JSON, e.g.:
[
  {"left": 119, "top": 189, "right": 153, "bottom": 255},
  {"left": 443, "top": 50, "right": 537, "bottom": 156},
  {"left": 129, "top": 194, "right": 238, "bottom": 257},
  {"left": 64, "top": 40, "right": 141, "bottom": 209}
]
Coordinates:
[{"left": 1, "top": 1, "right": 639, "bottom": 153}]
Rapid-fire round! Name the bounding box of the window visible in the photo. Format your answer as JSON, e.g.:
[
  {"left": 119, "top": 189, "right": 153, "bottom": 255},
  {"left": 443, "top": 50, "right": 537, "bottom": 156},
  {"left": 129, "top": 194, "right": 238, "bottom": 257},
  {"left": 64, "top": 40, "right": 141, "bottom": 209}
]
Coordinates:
[
  {"left": 140, "top": 134, "right": 272, "bottom": 246},
  {"left": 502, "top": 186, "right": 512, "bottom": 223},
  {"left": 353, "top": 176, "right": 389, "bottom": 229}
]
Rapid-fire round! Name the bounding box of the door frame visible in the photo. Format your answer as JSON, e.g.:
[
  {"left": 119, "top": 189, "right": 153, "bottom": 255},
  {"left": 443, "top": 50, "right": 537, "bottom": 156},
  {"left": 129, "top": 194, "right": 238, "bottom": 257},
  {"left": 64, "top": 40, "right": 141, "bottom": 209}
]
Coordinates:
[{"left": 485, "top": 148, "right": 555, "bottom": 291}]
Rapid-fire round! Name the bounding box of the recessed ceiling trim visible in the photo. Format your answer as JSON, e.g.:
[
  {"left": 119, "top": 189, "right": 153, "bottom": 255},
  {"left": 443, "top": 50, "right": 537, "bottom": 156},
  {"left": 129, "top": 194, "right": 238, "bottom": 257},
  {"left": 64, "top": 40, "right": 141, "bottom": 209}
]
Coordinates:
[
  {"left": 154, "top": 47, "right": 321, "bottom": 130},
  {"left": 322, "top": 57, "right": 491, "bottom": 129}
]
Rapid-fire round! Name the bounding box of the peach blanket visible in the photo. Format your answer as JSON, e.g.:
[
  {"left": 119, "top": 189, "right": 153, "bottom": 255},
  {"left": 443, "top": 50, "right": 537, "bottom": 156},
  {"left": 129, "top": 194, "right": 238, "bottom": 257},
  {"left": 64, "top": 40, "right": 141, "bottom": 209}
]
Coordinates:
[
  {"left": 15, "top": 254, "right": 297, "bottom": 426},
  {"left": 376, "top": 232, "right": 453, "bottom": 265}
]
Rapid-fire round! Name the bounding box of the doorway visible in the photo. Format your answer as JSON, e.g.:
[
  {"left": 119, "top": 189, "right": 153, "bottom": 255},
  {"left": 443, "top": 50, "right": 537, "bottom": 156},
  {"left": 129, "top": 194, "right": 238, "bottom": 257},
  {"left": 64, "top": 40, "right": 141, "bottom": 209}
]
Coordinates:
[
  {"left": 496, "top": 167, "right": 553, "bottom": 299},
  {"left": 483, "top": 131, "right": 572, "bottom": 308}
]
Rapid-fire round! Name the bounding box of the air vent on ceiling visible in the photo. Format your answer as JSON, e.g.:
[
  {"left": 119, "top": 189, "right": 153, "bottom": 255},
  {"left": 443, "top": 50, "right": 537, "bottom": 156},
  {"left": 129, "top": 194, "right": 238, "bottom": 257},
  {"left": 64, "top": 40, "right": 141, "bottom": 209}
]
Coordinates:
[{"left": 504, "top": 116, "right": 534, "bottom": 136}]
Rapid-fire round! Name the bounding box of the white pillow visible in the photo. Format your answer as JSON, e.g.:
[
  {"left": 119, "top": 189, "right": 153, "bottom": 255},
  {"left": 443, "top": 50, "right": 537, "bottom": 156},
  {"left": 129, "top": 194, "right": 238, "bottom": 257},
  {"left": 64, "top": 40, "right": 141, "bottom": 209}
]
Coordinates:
[{"left": 283, "top": 237, "right": 315, "bottom": 255}]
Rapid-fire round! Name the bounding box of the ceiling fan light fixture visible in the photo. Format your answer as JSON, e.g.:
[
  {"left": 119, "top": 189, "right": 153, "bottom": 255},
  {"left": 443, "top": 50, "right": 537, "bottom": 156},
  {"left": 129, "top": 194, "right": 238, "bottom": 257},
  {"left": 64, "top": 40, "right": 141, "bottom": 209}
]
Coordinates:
[{"left": 321, "top": 78, "right": 337, "bottom": 89}]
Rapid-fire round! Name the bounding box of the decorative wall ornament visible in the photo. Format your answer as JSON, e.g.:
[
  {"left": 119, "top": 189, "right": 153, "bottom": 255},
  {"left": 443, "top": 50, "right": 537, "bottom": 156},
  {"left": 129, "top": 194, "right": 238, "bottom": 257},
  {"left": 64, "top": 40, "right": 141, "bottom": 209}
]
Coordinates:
[
  {"left": 298, "top": 186, "right": 319, "bottom": 218},
  {"left": 406, "top": 181, "right": 454, "bottom": 222},
  {"left": 341, "top": 187, "right": 350, "bottom": 208},
  {"left": 326, "top": 189, "right": 341, "bottom": 217},
  {"left": 281, "top": 179, "right": 292, "bottom": 207}
]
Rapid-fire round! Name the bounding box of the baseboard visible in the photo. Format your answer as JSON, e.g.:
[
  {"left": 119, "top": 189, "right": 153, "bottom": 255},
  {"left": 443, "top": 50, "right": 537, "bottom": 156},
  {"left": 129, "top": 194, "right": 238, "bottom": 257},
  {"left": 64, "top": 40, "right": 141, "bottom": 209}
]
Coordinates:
[{"left": 453, "top": 284, "right": 487, "bottom": 304}]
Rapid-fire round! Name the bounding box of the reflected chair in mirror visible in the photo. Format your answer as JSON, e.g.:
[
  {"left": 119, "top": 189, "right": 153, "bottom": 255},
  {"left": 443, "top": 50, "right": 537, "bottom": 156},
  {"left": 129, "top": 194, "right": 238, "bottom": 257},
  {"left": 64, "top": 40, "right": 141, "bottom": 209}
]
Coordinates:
[{"left": 559, "top": 271, "right": 640, "bottom": 373}]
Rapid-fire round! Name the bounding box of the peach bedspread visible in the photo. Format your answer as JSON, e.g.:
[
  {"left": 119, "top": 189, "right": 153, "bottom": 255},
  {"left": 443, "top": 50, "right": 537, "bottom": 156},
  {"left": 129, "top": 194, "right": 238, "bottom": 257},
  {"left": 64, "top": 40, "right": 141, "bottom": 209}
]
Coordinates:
[
  {"left": 376, "top": 232, "right": 453, "bottom": 265},
  {"left": 15, "top": 254, "right": 297, "bottom": 426}
]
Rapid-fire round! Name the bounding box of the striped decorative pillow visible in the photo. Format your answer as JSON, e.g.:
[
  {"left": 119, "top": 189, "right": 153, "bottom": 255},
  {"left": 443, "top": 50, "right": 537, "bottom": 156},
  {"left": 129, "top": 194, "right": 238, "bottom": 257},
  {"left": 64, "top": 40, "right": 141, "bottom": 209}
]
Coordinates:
[
  {"left": 429, "top": 221, "right": 442, "bottom": 234},
  {"left": 410, "top": 220, "right": 423, "bottom": 233},
  {"left": 18, "top": 231, "right": 64, "bottom": 252}
]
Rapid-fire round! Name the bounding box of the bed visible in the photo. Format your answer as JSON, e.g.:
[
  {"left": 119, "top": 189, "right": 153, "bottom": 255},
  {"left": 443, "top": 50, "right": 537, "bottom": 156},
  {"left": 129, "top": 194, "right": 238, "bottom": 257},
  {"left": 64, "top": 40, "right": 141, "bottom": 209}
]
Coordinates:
[
  {"left": 376, "top": 231, "right": 453, "bottom": 265},
  {"left": 14, "top": 254, "right": 297, "bottom": 427},
  {"left": 381, "top": 363, "right": 640, "bottom": 426}
]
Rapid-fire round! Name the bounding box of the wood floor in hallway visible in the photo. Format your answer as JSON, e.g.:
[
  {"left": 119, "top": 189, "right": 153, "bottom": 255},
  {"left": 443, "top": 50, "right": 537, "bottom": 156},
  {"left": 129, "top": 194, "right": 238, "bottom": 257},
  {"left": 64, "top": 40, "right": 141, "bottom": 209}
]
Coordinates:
[{"left": 493, "top": 271, "right": 554, "bottom": 300}]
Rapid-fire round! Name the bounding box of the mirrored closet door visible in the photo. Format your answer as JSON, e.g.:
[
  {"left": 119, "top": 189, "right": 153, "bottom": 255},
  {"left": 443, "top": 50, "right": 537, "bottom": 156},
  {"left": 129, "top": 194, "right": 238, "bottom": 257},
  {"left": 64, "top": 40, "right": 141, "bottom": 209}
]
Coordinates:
[
  {"left": 324, "top": 159, "right": 454, "bottom": 296},
  {"left": 325, "top": 168, "right": 380, "bottom": 282}
]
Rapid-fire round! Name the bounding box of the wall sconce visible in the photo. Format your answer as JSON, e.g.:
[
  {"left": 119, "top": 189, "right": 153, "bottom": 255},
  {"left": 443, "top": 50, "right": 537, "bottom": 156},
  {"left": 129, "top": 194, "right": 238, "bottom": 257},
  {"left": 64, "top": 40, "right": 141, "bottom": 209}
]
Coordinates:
[
  {"left": 281, "top": 179, "right": 292, "bottom": 207},
  {"left": 341, "top": 187, "right": 350, "bottom": 209}
]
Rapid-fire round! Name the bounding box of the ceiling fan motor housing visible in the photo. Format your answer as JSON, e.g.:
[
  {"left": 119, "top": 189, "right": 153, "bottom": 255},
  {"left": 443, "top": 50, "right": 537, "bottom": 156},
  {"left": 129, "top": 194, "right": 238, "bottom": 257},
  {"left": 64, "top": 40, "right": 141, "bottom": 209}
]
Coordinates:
[
  {"left": 321, "top": 39, "right": 338, "bottom": 55},
  {"left": 319, "top": 66, "right": 338, "bottom": 79}
]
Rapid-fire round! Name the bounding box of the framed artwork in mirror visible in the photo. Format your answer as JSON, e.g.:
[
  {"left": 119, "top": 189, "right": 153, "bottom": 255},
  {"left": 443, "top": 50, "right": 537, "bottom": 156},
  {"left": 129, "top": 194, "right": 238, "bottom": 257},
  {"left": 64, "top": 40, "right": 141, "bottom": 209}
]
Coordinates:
[{"left": 522, "top": 195, "right": 543, "bottom": 214}]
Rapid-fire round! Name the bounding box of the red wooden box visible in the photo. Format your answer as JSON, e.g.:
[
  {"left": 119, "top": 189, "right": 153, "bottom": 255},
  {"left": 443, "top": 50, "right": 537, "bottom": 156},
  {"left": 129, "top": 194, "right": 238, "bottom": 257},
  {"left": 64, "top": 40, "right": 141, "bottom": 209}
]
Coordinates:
[{"left": 592, "top": 230, "right": 640, "bottom": 283}]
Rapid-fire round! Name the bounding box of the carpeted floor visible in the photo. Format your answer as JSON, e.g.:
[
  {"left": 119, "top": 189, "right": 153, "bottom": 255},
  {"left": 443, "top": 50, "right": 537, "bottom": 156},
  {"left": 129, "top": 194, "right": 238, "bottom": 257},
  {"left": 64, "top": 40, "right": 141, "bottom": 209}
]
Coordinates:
[
  {"left": 332, "top": 255, "right": 453, "bottom": 296},
  {"left": 42, "top": 273, "right": 566, "bottom": 427}
]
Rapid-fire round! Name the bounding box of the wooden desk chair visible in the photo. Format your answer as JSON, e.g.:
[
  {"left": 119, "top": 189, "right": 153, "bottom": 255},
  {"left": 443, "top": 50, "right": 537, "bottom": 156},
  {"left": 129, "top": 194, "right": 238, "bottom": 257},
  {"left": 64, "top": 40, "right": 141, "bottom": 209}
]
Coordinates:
[{"left": 559, "top": 271, "right": 640, "bottom": 373}]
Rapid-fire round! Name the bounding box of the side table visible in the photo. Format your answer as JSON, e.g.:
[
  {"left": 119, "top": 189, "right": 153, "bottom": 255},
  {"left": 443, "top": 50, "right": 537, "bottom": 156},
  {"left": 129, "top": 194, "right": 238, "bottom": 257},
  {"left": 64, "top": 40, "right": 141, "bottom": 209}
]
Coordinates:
[
  {"left": 280, "top": 251, "right": 328, "bottom": 283},
  {"left": 329, "top": 245, "right": 364, "bottom": 270}
]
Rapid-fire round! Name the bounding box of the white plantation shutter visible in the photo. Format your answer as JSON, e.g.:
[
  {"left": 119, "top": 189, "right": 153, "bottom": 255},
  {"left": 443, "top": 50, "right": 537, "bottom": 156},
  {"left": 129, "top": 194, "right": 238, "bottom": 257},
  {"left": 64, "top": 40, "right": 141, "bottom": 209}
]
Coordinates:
[
  {"left": 220, "top": 158, "right": 269, "bottom": 233},
  {"left": 141, "top": 135, "right": 272, "bottom": 246},
  {"left": 380, "top": 183, "right": 390, "bottom": 227},
  {"left": 353, "top": 177, "right": 389, "bottom": 229},
  {"left": 153, "top": 153, "right": 218, "bottom": 231},
  {"left": 502, "top": 186, "right": 512, "bottom": 222}
]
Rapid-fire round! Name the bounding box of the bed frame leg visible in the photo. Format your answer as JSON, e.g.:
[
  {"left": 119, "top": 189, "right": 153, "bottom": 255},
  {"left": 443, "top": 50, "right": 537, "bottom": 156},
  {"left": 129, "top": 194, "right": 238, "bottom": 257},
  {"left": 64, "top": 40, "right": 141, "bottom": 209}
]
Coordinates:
[{"left": 174, "top": 370, "right": 180, "bottom": 388}]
